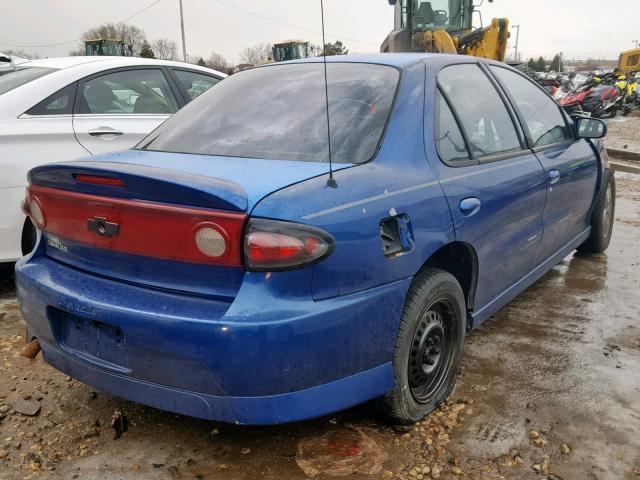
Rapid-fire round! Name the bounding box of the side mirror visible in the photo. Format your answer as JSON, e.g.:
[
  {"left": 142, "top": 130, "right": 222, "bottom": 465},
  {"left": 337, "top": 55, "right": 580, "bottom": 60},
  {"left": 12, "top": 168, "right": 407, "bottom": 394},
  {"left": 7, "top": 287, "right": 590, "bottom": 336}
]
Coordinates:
[
  {"left": 576, "top": 117, "right": 607, "bottom": 139},
  {"left": 388, "top": 0, "right": 397, "bottom": 4}
]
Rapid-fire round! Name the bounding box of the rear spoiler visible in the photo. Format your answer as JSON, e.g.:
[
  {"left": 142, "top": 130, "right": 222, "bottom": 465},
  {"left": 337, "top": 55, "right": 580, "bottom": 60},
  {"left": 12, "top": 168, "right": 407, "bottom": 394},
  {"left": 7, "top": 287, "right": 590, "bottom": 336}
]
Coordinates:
[{"left": 28, "top": 161, "right": 248, "bottom": 212}]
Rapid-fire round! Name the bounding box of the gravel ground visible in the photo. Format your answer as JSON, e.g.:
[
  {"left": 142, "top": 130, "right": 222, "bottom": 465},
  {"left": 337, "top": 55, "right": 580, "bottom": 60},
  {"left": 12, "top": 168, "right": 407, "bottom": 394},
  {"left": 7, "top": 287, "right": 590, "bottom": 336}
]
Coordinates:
[
  {"left": 0, "top": 173, "right": 639, "bottom": 480},
  {"left": 606, "top": 111, "right": 640, "bottom": 155}
]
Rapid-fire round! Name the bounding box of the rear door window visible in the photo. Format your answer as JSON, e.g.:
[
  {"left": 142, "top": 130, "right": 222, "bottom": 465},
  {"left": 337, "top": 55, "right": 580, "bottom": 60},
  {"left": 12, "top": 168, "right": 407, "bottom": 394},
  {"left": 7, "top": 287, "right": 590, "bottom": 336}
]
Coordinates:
[
  {"left": 438, "top": 63, "right": 521, "bottom": 159},
  {"left": 490, "top": 66, "right": 573, "bottom": 148},
  {"left": 78, "top": 69, "right": 178, "bottom": 115},
  {"left": 173, "top": 69, "right": 221, "bottom": 101},
  {"left": 139, "top": 63, "right": 400, "bottom": 164}
]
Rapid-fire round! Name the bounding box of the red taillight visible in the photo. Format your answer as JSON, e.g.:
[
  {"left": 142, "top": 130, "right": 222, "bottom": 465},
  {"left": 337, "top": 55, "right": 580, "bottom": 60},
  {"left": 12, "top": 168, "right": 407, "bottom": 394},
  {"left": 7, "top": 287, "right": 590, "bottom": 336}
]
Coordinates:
[
  {"left": 247, "top": 232, "right": 304, "bottom": 263},
  {"left": 73, "top": 174, "right": 125, "bottom": 187},
  {"left": 245, "top": 219, "right": 334, "bottom": 271},
  {"left": 26, "top": 185, "right": 246, "bottom": 266}
]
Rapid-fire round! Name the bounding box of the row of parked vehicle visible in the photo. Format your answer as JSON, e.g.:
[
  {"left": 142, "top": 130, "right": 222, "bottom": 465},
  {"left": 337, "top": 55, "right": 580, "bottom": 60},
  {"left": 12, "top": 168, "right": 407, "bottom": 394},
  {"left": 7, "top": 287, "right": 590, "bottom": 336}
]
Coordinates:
[
  {"left": 4, "top": 52, "right": 615, "bottom": 425},
  {"left": 540, "top": 70, "right": 640, "bottom": 119}
]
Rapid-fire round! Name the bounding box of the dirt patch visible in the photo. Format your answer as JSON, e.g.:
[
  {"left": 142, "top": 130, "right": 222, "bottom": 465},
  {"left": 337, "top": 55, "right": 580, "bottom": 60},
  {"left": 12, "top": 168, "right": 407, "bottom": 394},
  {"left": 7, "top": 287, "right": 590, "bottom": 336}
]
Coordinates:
[{"left": 607, "top": 113, "right": 640, "bottom": 155}]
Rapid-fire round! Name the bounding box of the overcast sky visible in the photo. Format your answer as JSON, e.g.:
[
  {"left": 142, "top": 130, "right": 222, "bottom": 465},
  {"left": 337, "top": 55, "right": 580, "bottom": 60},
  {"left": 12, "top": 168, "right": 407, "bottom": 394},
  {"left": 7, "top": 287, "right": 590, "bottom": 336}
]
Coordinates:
[{"left": 1, "top": 0, "right": 637, "bottom": 63}]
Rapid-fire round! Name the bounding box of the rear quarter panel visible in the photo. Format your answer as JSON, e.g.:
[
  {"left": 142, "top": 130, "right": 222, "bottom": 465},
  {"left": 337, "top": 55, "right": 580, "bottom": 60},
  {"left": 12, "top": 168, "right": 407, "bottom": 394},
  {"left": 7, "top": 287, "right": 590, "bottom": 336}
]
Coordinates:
[{"left": 251, "top": 62, "right": 455, "bottom": 300}]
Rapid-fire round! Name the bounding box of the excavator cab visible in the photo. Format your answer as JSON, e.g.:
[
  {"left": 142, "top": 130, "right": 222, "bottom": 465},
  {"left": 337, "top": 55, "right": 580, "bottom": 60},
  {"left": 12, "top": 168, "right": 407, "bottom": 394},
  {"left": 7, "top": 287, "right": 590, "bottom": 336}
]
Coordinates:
[
  {"left": 85, "top": 39, "right": 133, "bottom": 57},
  {"left": 272, "top": 41, "right": 311, "bottom": 62},
  {"left": 618, "top": 48, "right": 640, "bottom": 74},
  {"left": 398, "top": 0, "right": 474, "bottom": 34},
  {"left": 385, "top": 0, "right": 475, "bottom": 52}
]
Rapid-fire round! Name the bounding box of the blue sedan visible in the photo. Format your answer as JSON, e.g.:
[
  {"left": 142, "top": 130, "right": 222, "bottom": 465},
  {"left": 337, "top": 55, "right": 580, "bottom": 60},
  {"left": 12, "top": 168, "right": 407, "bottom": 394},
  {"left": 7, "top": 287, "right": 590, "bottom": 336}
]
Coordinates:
[{"left": 16, "top": 53, "right": 614, "bottom": 425}]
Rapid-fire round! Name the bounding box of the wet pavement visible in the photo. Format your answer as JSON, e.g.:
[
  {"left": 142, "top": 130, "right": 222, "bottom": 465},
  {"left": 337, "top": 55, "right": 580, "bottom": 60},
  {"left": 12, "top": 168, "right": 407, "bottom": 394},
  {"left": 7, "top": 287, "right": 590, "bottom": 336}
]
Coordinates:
[{"left": 0, "top": 172, "right": 639, "bottom": 480}]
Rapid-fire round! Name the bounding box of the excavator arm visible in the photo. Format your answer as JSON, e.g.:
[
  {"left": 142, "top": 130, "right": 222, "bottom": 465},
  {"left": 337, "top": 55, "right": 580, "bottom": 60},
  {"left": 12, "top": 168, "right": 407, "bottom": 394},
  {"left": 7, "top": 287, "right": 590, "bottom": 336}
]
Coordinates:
[{"left": 458, "top": 18, "right": 509, "bottom": 61}]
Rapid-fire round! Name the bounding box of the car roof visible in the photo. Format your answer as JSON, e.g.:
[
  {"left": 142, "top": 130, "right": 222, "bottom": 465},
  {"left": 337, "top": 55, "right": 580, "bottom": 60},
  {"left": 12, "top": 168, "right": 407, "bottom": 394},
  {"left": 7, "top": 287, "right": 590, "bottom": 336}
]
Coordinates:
[
  {"left": 286, "top": 53, "right": 460, "bottom": 69},
  {"left": 18, "top": 56, "right": 227, "bottom": 77}
]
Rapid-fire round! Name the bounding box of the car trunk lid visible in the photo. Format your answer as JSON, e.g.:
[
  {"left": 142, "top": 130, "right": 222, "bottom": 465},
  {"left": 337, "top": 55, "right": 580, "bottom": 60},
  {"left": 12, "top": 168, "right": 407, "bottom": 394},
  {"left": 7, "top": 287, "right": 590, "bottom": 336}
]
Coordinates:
[{"left": 26, "top": 151, "right": 350, "bottom": 298}]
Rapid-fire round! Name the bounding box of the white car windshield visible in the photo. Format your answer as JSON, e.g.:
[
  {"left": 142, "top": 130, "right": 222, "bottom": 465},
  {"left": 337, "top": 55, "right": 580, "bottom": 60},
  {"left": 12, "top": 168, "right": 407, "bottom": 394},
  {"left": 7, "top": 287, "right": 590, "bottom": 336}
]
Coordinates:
[{"left": 0, "top": 67, "right": 57, "bottom": 96}]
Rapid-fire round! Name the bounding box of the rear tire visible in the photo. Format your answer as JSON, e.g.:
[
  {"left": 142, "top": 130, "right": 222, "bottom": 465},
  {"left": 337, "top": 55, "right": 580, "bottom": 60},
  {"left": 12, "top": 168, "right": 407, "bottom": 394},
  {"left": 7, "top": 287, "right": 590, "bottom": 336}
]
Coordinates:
[
  {"left": 381, "top": 268, "right": 466, "bottom": 424},
  {"left": 578, "top": 170, "right": 615, "bottom": 254},
  {"left": 21, "top": 218, "right": 37, "bottom": 256},
  {"left": 511, "top": 62, "right": 545, "bottom": 86}
]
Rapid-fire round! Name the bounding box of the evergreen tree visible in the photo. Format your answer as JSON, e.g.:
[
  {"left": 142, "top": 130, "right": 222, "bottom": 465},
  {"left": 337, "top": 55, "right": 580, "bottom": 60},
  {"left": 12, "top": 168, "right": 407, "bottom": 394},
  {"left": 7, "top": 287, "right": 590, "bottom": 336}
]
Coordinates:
[
  {"left": 197, "top": 58, "right": 207, "bottom": 67},
  {"left": 535, "top": 56, "right": 546, "bottom": 72},
  {"left": 321, "top": 41, "right": 349, "bottom": 56},
  {"left": 527, "top": 58, "right": 537, "bottom": 70},
  {"left": 139, "top": 40, "right": 155, "bottom": 59},
  {"left": 549, "top": 54, "right": 561, "bottom": 72}
]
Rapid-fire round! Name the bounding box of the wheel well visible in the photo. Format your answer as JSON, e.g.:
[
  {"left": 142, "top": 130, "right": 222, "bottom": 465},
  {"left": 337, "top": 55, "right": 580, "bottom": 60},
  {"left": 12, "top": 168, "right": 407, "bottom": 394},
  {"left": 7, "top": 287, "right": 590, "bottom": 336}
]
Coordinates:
[{"left": 422, "top": 242, "right": 478, "bottom": 312}]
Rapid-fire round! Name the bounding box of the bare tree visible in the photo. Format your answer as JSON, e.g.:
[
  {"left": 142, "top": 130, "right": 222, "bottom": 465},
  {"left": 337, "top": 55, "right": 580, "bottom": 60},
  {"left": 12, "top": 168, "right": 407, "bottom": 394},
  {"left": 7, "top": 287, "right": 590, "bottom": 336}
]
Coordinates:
[
  {"left": 207, "top": 52, "right": 230, "bottom": 72},
  {"left": 152, "top": 38, "right": 179, "bottom": 61},
  {"left": 239, "top": 43, "right": 273, "bottom": 66},
  {"left": 79, "top": 23, "right": 146, "bottom": 56}
]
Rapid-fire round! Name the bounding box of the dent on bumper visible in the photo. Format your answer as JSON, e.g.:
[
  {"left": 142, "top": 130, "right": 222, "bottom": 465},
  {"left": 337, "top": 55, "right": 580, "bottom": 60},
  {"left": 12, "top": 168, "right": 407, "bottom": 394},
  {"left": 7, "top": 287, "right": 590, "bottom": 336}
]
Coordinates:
[{"left": 16, "top": 256, "right": 410, "bottom": 424}]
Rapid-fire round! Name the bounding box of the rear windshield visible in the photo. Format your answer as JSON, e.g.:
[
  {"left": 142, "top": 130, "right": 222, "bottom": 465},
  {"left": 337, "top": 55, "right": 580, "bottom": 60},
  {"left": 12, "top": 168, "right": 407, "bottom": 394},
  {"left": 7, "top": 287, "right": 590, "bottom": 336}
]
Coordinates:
[
  {"left": 138, "top": 63, "right": 400, "bottom": 164},
  {"left": 0, "top": 67, "right": 56, "bottom": 96}
]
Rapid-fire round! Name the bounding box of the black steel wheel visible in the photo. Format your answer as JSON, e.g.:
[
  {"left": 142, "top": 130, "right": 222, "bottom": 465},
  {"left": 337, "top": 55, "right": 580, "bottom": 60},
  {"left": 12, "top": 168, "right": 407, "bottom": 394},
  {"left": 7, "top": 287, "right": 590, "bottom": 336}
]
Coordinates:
[
  {"left": 380, "top": 268, "right": 466, "bottom": 424},
  {"left": 578, "top": 169, "right": 615, "bottom": 254},
  {"left": 407, "top": 301, "right": 457, "bottom": 403}
]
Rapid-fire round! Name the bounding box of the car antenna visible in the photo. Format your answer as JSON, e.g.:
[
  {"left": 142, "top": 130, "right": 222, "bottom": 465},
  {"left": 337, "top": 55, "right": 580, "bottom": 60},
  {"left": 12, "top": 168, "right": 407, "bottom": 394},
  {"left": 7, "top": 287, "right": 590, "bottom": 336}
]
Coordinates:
[{"left": 320, "top": 0, "right": 337, "bottom": 188}]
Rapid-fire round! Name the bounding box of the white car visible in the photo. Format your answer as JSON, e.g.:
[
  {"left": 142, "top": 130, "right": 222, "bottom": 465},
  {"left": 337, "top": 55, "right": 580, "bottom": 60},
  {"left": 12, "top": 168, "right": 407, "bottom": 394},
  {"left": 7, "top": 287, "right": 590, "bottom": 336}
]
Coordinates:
[{"left": 0, "top": 56, "right": 226, "bottom": 263}]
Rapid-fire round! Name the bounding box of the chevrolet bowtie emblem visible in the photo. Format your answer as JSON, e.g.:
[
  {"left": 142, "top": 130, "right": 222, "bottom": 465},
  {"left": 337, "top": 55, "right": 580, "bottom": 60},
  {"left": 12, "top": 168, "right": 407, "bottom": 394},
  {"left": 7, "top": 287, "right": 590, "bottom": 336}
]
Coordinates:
[{"left": 87, "top": 217, "right": 120, "bottom": 238}]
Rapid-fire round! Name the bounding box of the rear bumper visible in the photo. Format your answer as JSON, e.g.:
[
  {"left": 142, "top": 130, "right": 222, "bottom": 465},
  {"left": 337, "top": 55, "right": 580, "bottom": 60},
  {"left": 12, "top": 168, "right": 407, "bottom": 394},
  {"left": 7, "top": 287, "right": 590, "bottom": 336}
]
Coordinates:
[
  {"left": 16, "top": 256, "right": 410, "bottom": 424},
  {"left": 39, "top": 340, "right": 392, "bottom": 424}
]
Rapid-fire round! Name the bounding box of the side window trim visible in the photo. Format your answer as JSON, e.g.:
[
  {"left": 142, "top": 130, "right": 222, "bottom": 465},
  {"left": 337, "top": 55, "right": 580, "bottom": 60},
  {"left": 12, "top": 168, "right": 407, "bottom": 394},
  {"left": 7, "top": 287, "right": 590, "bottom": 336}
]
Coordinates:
[
  {"left": 487, "top": 64, "right": 576, "bottom": 149},
  {"left": 477, "top": 62, "right": 528, "bottom": 149},
  {"left": 435, "top": 86, "right": 477, "bottom": 166},
  {"left": 73, "top": 66, "right": 177, "bottom": 115},
  {"left": 477, "top": 147, "right": 536, "bottom": 164},
  {"left": 530, "top": 138, "right": 576, "bottom": 154},
  {"left": 436, "top": 61, "right": 529, "bottom": 164},
  {"left": 162, "top": 66, "right": 189, "bottom": 107}
]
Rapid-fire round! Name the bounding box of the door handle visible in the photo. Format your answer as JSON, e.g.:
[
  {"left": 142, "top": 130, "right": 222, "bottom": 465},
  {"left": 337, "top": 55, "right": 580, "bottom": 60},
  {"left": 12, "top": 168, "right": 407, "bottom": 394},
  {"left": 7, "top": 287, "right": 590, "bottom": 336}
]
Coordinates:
[
  {"left": 459, "top": 197, "right": 481, "bottom": 217},
  {"left": 548, "top": 169, "right": 561, "bottom": 185},
  {"left": 88, "top": 128, "right": 124, "bottom": 137}
]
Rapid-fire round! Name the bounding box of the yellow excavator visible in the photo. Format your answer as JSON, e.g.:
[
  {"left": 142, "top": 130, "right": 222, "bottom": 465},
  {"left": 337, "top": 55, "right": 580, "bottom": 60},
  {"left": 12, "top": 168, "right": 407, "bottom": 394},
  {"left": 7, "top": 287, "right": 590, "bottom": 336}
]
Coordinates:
[
  {"left": 272, "top": 40, "right": 312, "bottom": 62},
  {"left": 84, "top": 39, "right": 133, "bottom": 57},
  {"left": 382, "top": 0, "right": 509, "bottom": 62},
  {"left": 618, "top": 48, "right": 640, "bottom": 74}
]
